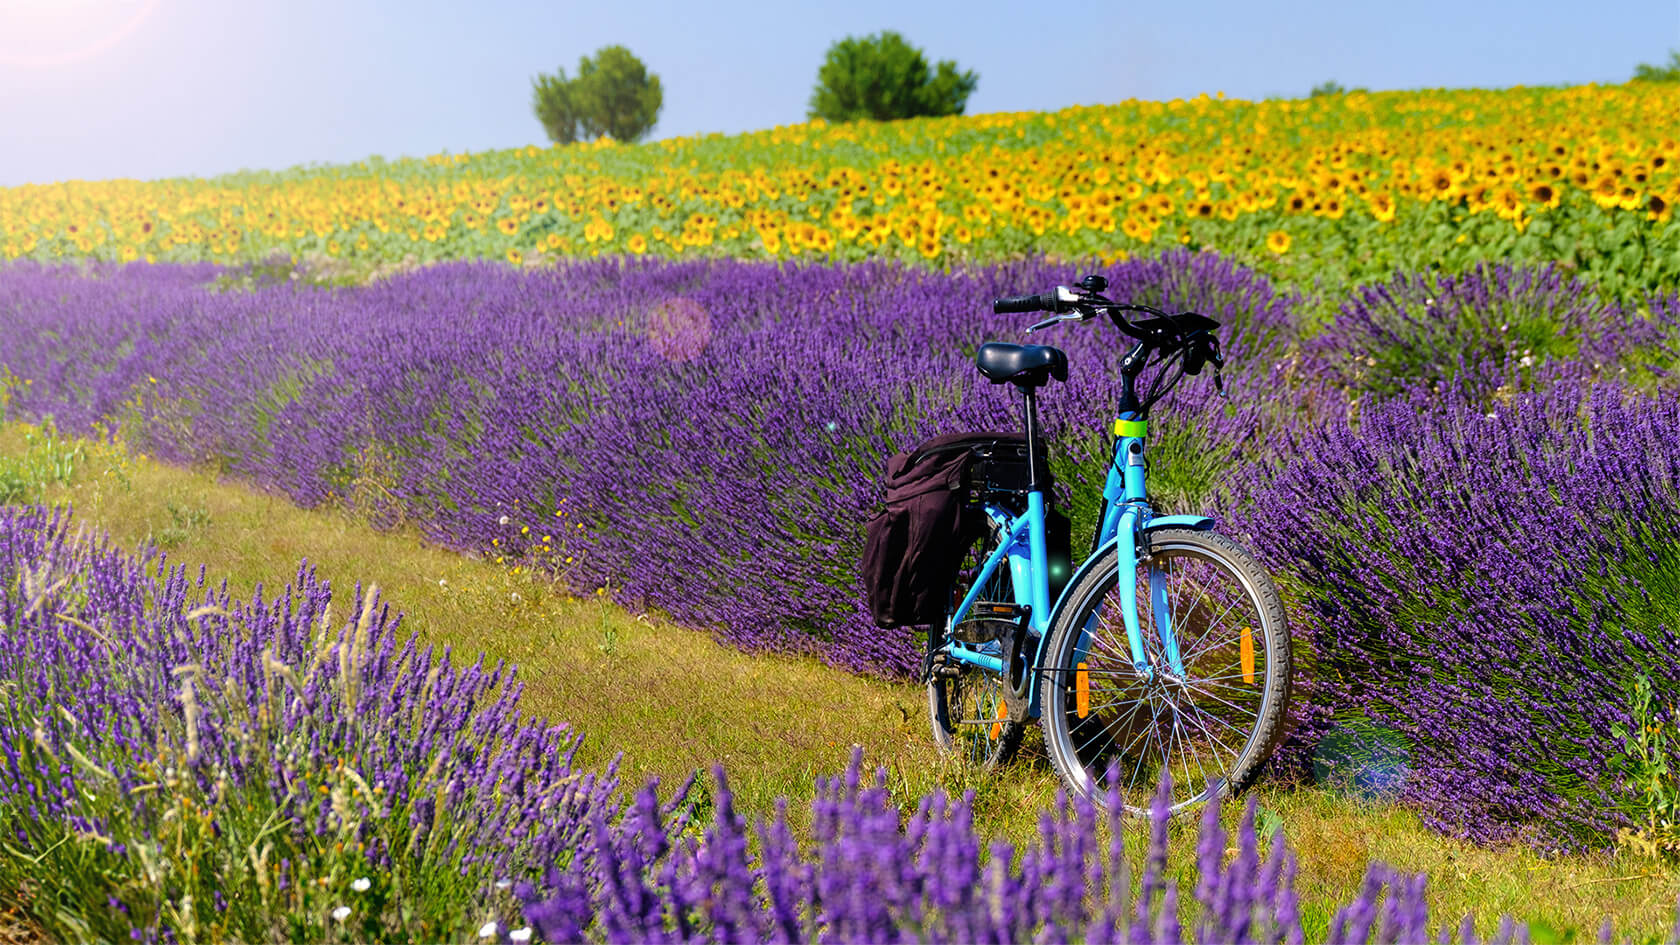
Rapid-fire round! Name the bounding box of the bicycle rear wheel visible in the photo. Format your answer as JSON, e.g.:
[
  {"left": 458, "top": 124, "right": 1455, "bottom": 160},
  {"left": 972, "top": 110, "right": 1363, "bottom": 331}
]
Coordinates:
[
  {"left": 1038, "top": 526, "right": 1290, "bottom": 813},
  {"left": 928, "top": 519, "right": 1025, "bottom": 769}
]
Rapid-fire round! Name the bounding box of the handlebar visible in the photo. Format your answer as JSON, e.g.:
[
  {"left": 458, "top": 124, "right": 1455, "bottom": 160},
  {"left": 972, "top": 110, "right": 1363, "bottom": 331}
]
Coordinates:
[
  {"left": 992, "top": 293, "right": 1058, "bottom": 315},
  {"left": 996, "top": 289, "right": 1198, "bottom": 344},
  {"left": 991, "top": 275, "right": 1229, "bottom": 394}
]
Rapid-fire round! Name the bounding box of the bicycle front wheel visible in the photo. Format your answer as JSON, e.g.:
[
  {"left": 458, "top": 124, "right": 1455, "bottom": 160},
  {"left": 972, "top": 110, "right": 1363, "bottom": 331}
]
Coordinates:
[
  {"left": 1038, "top": 526, "right": 1291, "bottom": 813},
  {"left": 928, "top": 519, "right": 1025, "bottom": 769}
]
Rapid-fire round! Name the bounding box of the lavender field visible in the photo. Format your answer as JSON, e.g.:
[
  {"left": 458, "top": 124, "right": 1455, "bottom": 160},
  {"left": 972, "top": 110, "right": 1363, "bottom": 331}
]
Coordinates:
[
  {"left": 1, "top": 501, "right": 1673, "bottom": 943},
  {"left": 1, "top": 252, "right": 1679, "bottom": 867}
]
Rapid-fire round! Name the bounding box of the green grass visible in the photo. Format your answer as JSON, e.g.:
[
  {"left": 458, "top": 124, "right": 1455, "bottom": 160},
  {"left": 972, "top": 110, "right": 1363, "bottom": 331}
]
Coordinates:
[{"left": 4, "top": 421, "right": 1678, "bottom": 940}]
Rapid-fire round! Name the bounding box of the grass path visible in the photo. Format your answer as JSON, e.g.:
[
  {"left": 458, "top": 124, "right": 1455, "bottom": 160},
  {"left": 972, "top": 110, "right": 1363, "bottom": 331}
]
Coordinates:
[{"left": 5, "top": 421, "right": 1678, "bottom": 938}]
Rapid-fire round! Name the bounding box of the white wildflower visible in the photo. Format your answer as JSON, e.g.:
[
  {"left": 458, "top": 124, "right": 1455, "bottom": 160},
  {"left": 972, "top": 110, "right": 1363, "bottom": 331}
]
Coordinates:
[
  {"left": 350, "top": 877, "right": 371, "bottom": 892},
  {"left": 478, "top": 921, "right": 499, "bottom": 938},
  {"left": 495, "top": 878, "right": 513, "bottom": 890},
  {"left": 332, "top": 906, "right": 351, "bottom": 922},
  {"left": 498, "top": 515, "right": 510, "bottom": 525},
  {"left": 510, "top": 928, "right": 533, "bottom": 943}
]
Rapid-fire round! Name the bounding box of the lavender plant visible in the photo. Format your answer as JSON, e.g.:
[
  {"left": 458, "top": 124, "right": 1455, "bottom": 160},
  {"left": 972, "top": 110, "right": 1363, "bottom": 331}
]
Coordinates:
[
  {"left": 518, "top": 750, "right": 1667, "bottom": 944},
  {"left": 0, "top": 504, "right": 617, "bottom": 942},
  {"left": 1232, "top": 379, "right": 1680, "bottom": 846},
  {"left": 1303, "top": 263, "right": 1666, "bottom": 400}
]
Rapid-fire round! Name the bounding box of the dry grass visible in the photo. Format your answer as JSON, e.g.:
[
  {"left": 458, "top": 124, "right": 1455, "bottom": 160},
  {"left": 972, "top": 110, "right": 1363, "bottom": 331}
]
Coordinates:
[{"left": 4, "top": 422, "right": 1677, "bottom": 939}]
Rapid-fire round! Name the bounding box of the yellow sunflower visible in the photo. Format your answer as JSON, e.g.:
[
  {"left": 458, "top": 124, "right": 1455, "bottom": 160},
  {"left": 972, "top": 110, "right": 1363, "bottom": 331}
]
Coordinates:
[
  {"left": 1528, "top": 182, "right": 1560, "bottom": 209},
  {"left": 1265, "top": 230, "right": 1292, "bottom": 254}
]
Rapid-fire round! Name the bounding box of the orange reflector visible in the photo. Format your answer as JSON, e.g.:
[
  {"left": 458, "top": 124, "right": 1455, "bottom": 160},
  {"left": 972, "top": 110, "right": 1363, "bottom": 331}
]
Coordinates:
[
  {"left": 1075, "top": 662, "right": 1090, "bottom": 719},
  {"left": 1240, "top": 626, "right": 1255, "bottom": 684},
  {"left": 990, "top": 699, "right": 1008, "bottom": 741}
]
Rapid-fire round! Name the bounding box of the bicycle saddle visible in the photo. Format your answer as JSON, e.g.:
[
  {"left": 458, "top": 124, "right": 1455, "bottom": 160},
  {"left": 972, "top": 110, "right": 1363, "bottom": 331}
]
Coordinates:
[{"left": 975, "top": 342, "right": 1068, "bottom": 388}]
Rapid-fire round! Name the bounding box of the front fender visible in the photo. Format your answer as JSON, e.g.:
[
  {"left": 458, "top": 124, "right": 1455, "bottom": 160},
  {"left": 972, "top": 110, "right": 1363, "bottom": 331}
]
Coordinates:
[
  {"left": 1044, "top": 513, "right": 1216, "bottom": 627},
  {"left": 1143, "top": 514, "right": 1215, "bottom": 534}
]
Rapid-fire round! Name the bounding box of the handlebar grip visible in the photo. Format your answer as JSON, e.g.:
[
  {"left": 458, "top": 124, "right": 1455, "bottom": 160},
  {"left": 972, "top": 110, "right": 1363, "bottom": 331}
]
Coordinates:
[{"left": 993, "top": 293, "right": 1054, "bottom": 315}]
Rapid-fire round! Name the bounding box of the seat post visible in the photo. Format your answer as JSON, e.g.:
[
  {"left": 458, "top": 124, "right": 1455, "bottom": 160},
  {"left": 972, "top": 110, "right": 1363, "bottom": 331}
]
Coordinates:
[{"left": 1021, "top": 387, "right": 1043, "bottom": 491}]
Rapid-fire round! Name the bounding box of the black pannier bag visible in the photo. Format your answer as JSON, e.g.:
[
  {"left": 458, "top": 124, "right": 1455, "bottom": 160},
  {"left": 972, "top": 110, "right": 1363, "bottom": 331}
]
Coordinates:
[{"left": 861, "top": 432, "right": 1073, "bottom": 629}]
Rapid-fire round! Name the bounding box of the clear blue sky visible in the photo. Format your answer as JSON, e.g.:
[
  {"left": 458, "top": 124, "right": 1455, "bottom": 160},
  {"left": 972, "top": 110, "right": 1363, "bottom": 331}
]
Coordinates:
[{"left": 2, "top": 0, "right": 1677, "bottom": 187}]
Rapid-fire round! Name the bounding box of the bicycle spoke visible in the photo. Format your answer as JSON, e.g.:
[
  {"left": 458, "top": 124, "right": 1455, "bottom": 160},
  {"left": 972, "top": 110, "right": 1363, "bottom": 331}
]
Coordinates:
[
  {"left": 1172, "top": 699, "right": 1219, "bottom": 792},
  {"left": 1174, "top": 696, "right": 1245, "bottom": 769},
  {"left": 1179, "top": 591, "right": 1248, "bottom": 667},
  {"left": 1079, "top": 689, "right": 1152, "bottom": 756},
  {"left": 1072, "top": 681, "right": 1156, "bottom": 784},
  {"left": 1157, "top": 565, "right": 1215, "bottom": 646},
  {"left": 1188, "top": 673, "right": 1271, "bottom": 693},
  {"left": 1181, "top": 676, "right": 1264, "bottom": 716},
  {"left": 1169, "top": 699, "right": 1263, "bottom": 756},
  {"left": 1123, "top": 695, "right": 1164, "bottom": 797},
  {"left": 1168, "top": 705, "right": 1196, "bottom": 795},
  {"left": 1085, "top": 608, "right": 1142, "bottom": 665}
]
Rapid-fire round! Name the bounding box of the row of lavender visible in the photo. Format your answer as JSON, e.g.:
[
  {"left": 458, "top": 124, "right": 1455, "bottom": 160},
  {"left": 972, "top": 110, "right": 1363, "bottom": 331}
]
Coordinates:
[
  {"left": 1, "top": 255, "right": 1677, "bottom": 848},
  {"left": 0, "top": 503, "right": 1662, "bottom": 942}
]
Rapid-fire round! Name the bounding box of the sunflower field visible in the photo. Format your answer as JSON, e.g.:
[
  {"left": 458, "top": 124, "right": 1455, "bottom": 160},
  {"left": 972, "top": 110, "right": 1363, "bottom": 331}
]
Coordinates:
[{"left": 3, "top": 84, "right": 1678, "bottom": 297}]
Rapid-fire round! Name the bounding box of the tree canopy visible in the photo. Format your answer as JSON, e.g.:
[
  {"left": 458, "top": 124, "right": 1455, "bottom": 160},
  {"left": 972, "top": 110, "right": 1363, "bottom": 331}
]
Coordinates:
[
  {"left": 532, "top": 45, "right": 663, "bottom": 144},
  {"left": 1631, "top": 50, "right": 1680, "bottom": 83},
  {"left": 808, "top": 31, "right": 977, "bottom": 123}
]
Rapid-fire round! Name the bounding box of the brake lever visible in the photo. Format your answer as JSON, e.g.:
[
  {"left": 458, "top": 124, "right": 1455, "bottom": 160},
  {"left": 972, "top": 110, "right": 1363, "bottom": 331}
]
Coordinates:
[{"left": 1024, "top": 310, "right": 1091, "bottom": 334}]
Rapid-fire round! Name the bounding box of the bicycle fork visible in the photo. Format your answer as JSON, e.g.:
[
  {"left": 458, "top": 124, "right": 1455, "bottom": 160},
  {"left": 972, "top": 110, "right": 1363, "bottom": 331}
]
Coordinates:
[
  {"left": 1085, "top": 418, "right": 1186, "bottom": 682},
  {"left": 1111, "top": 506, "right": 1185, "bottom": 682}
]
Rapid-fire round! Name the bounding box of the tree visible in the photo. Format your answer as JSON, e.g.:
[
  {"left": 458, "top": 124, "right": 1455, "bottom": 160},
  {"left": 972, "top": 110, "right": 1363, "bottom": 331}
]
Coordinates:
[
  {"left": 808, "top": 31, "right": 977, "bottom": 123},
  {"left": 1310, "top": 80, "right": 1367, "bottom": 97},
  {"left": 531, "top": 45, "right": 663, "bottom": 144},
  {"left": 532, "top": 69, "right": 581, "bottom": 145},
  {"left": 1631, "top": 50, "right": 1680, "bottom": 82}
]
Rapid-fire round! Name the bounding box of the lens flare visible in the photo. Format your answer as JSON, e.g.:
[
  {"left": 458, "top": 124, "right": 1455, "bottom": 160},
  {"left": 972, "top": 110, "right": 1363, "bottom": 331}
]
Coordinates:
[
  {"left": 1311, "top": 721, "right": 1412, "bottom": 800},
  {"left": 645, "top": 297, "right": 713, "bottom": 363},
  {"left": 0, "top": 0, "right": 161, "bottom": 68}
]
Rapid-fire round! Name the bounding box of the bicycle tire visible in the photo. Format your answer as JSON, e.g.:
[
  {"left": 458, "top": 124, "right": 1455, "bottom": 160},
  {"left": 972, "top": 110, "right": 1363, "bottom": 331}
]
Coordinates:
[
  {"left": 1038, "top": 526, "right": 1291, "bottom": 813},
  {"left": 928, "top": 518, "right": 1026, "bottom": 769}
]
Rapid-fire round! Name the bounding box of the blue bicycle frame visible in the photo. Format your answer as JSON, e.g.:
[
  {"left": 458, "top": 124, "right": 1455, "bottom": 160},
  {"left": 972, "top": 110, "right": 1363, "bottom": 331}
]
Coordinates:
[{"left": 940, "top": 414, "right": 1212, "bottom": 718}]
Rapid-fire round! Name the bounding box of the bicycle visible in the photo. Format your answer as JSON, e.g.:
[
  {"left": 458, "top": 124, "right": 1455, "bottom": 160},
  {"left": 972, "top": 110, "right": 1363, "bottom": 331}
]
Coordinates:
[{"left": 926, "top": 274, "right": 1292, "bottom": 815}]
